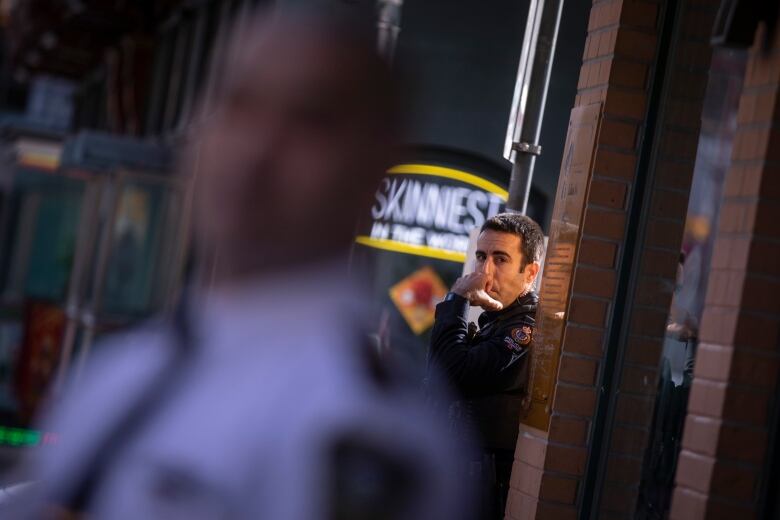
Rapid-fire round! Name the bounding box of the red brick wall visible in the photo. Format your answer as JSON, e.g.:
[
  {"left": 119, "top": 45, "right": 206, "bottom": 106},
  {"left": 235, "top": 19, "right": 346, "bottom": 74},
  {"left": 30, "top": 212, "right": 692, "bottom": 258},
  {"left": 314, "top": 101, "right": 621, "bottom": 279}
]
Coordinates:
[
  {"left": 595, "top": 0, "right": 719, "bottom": 517},
  {"left": 670, "top": 19, "right": 780, "bottom": 519},
  {"left": 505, "top": 0, "right": 718, "bottom": 517}
]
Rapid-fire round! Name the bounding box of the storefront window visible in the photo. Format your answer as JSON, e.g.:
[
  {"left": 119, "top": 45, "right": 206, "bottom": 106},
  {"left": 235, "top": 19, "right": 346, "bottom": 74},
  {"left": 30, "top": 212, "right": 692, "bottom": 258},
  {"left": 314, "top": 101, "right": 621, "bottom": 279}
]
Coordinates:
[{"left": 636, "top": 48, "right": 748, "bottom": 519}]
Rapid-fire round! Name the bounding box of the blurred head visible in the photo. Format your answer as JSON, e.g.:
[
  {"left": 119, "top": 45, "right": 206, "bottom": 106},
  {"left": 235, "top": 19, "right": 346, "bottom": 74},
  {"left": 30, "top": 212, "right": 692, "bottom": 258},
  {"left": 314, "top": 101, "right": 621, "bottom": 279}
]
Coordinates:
[
  {"left": 187, "top": 9, "right": 399, "bottom": 282},
  {"left": 474, "top": 213, "right": 544, "bottom": 308}
]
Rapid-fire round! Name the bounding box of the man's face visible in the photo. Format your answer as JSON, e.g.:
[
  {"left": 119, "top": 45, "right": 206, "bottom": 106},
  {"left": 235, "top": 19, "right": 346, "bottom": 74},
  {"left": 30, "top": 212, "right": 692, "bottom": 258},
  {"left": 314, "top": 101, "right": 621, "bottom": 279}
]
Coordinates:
[
  {"left": 474, "top": 230, "right": 535, "bottom": 308},
  {"left": 191, "top": 21, "right": 394, "bottom": 275}
]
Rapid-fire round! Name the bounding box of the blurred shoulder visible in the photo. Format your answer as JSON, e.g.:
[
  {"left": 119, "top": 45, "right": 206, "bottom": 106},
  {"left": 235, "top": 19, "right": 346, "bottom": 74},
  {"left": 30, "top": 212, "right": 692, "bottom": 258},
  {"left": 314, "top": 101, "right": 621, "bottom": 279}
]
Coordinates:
[{"left": 41, "top": 319, "right": 176, "bottom": 433}]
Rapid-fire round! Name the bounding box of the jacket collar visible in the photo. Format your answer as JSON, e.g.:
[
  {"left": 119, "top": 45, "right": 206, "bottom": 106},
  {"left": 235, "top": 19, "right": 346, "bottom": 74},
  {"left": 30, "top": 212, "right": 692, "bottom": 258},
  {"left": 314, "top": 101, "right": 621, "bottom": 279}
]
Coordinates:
[{"left": 478, "top": 290, "right": 539, "bottom": 328}]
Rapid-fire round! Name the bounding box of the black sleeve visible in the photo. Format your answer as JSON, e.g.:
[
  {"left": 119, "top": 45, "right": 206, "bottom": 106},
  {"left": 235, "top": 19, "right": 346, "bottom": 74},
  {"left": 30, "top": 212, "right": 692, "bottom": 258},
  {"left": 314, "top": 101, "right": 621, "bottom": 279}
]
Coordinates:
[{"left": 428, "top": 296, "right": 528, "bottom": 399}]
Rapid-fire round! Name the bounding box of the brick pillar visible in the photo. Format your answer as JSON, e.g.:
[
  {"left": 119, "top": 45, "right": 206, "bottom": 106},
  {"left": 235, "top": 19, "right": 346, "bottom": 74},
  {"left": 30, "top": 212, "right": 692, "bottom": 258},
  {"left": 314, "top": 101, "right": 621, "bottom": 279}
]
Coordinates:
[
  {"left": 505, "top": 0, "right": 718, "bottom": 518},
  {"left": 670, "top": 19, "right": 780, "bottom": 519}
]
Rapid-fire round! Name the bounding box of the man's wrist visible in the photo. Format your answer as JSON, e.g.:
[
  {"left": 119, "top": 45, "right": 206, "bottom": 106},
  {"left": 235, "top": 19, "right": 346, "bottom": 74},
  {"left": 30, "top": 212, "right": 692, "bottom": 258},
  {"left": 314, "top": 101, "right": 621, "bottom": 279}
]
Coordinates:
[
  {"left": 444, "top": 292, "right": 467, "bottom": 303},
  {"left": 437, "top": 292, "right": 469, "bottom": 319}
]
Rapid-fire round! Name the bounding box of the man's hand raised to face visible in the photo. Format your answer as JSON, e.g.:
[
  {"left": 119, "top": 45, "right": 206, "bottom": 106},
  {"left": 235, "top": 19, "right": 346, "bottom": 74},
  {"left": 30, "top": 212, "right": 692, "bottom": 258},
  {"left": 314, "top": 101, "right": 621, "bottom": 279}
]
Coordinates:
[{"left": 450, "top": 272, "right": 503, "bottom": 311}]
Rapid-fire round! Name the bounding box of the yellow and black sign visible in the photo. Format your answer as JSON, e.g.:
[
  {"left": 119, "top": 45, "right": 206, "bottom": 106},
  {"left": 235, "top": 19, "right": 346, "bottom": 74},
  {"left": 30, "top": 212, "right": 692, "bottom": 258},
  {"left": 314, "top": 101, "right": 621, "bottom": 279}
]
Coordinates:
[{"left": 356, "top": 163, "right": 508, "bottom": 263}]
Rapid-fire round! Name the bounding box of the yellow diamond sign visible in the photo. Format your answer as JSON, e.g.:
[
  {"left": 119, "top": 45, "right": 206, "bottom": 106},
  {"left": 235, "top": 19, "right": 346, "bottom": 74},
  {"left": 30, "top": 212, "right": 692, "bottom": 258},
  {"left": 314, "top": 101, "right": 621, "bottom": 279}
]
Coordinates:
[{"left": 389, "top": 266, "right": 449, "bottom": 335}]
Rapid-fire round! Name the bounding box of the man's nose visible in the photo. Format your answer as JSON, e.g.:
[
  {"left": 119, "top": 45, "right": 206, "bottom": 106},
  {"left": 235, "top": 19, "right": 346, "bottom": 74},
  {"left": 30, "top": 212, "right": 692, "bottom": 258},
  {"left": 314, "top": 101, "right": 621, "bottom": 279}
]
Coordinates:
[{"left": 478, "top": 258, "right": 493, "bottom": 275}]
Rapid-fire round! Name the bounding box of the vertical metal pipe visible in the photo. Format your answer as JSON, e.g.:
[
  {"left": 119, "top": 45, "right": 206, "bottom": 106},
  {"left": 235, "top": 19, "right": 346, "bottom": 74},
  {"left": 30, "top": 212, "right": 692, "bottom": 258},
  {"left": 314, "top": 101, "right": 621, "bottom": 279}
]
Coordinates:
[
  {"left": 505, "top": 0, "right": 564, "bottom": 214},
  {"left": 376, "top": 0, "right": 403, "bottom": 63},
  {"left": 504, "top": 0, "right": 543, "bottom": 161}
]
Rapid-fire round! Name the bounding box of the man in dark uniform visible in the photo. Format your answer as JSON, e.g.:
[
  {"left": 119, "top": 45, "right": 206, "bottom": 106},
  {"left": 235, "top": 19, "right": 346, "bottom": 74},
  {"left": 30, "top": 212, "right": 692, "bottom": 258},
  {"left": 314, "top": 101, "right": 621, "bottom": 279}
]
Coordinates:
[{"left": 428, "top": 212, "right": 544, "bottom": 518}]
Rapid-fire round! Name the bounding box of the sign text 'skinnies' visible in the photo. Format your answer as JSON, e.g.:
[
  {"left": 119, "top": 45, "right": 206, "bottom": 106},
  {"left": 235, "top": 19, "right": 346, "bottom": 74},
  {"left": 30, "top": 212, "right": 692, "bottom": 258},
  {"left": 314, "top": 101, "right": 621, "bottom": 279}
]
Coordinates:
[{"left": 370, "top": 177, "right": 504, "bottom": 249}]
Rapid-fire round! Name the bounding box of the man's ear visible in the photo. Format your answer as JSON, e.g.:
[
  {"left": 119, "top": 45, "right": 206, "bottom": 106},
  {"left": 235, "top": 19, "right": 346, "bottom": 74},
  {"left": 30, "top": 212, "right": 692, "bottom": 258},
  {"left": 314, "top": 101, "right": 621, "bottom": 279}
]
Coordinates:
[{"left": 525, "top": 262, "right": 540, "bottom": 284}]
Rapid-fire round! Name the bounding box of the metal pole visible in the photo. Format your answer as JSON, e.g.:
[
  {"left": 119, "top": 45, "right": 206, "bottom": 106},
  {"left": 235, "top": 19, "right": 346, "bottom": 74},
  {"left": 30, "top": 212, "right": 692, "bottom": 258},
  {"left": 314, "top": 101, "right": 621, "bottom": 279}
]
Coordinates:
[
  {"left": 376, "top": 0, "right": 403, "bottom": 63},
  {"left": 505, "top": 0, "right": 565, "bottom": 214}
]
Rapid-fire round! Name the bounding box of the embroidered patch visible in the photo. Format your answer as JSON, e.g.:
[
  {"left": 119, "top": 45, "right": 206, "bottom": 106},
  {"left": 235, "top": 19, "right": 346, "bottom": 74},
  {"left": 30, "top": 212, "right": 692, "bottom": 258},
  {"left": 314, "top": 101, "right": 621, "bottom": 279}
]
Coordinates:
[
  {"left": 511, "top": 325, "right": 533, "bottom": 346},
  {"left": 504, "top": 336, "right": 523, "bottom": 352}
]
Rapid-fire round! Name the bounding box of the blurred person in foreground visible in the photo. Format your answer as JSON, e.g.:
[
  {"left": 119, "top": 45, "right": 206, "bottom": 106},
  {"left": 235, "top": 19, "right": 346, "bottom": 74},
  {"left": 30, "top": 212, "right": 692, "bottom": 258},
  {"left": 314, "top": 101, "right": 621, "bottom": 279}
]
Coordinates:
[
  {"left": 428, "top": 213, "right": 544, "bottom": 519},
  {"left": 5, "top": 8, "right": 475, "bottom": 520}
]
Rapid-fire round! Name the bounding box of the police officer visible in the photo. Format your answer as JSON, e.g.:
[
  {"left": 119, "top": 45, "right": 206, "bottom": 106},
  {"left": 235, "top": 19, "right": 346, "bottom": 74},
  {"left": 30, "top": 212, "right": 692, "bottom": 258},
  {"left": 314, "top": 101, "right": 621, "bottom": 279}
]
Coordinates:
[{"left": 428, "top": 212, "right": 544, "bottom": 518}]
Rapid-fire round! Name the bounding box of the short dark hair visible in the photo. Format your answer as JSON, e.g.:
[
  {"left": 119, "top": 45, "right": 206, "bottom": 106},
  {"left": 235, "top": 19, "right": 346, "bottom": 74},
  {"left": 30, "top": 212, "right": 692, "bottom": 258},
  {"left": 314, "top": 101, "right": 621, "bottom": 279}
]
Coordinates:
[{"left": 480, "top": 213, "right": 545, "bottom": 269}]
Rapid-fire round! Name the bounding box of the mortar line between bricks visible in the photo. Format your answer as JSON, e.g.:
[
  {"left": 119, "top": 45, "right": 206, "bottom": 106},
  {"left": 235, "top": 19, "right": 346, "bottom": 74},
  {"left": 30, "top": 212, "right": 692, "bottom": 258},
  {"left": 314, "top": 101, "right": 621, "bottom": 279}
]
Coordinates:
[
  {"left": 512, "top": 458, "right": 551, "bottom": 475},
  {"left": 693, "top": 342, "right": 735, "bottom": 349},
  {"left": 690, "top": 378, "right": 729, "bottom": 388},
  {"left": 674, "top": 486, "right": 709, "bottom": 499},
  {"left": 581, "top": 54, "right": 617, "bottom": 66},
  {"left": 576, "top": 85, "right": 610, "bottom": 96},
  {"left": 585, "top": 24, "right": 621, "bottom": 37},
  {"left": 584, "top": 53, "right": 660, "bottom": 68},
  {"left": 681, "top": 448, "right": 770, "bottom": 472},
  {"left": 699, "top": 379, "right": 780, "bottom": 394},
  {"left": 531, "top": 436, "right": 592, "bottom": 452},
  {"left": 682, "top": 443, "right": 768, "bottom": 469},
  {"left": 507, "top": 486, "right": 553, "bottom": 503},
  {"left": 534, "top": 468, "right": 585, "bottom": 481}
]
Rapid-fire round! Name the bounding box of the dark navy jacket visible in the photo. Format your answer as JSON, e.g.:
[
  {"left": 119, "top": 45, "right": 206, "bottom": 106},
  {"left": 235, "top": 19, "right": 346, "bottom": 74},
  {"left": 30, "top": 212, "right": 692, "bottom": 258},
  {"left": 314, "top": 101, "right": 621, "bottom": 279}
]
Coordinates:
[{"left": 428, "top": 291, "right": 538, "bottom": 451}]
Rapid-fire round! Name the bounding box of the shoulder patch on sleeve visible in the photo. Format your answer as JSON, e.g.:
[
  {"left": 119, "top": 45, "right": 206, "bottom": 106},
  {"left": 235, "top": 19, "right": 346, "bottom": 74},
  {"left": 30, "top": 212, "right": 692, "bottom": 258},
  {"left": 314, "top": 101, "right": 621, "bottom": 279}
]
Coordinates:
[
  {"left": 509, "top": 326, "right": 533, "bottom": 347},
  {"left": 504, "top": 336, "right": 523, "bottom": 352}
]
